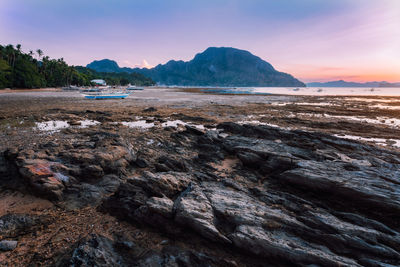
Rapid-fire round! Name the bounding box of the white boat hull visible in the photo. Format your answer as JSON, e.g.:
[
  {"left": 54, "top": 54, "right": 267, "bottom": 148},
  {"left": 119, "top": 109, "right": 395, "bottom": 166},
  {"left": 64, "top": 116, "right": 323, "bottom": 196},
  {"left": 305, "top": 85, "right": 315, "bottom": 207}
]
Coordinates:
[{"left": 82, "top": 93, "right": 130, "bottom": 99}]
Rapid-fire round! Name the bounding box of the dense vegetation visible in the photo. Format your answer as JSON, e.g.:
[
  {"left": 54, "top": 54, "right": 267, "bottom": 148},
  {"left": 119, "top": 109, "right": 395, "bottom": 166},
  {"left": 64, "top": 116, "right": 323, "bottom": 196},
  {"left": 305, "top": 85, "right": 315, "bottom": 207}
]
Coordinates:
[
  {"left": 74, "top": 66, "right": 155, "bottom": 86},
  {"left": 0, "top": 44, "right": 155, "bottom": 89}
]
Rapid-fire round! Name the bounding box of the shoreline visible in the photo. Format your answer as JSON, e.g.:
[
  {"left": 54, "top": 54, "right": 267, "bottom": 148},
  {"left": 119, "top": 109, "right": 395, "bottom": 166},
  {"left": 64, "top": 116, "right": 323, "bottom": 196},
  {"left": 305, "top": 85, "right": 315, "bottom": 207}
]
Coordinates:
[{"left": 2, "top": 86, "right": 400, "bottom": 97}]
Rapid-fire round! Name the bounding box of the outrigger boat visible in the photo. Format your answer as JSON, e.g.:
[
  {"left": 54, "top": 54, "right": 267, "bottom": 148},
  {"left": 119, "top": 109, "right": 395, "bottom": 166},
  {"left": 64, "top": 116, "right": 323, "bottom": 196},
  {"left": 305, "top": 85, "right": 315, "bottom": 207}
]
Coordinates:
[
  {"left": 82, "top": 92, "right": 130, "bottom": 99},
  {"left": 81, "top": 89, "right": 131, "bottom": 99}
]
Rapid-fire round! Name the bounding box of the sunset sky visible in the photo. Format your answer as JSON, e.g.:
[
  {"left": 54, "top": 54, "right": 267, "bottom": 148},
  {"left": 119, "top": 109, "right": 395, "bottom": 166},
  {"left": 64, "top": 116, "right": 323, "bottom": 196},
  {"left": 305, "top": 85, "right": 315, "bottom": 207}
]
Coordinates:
[{"left": 1, "top": 0, "right": 399, "bottom": 83}]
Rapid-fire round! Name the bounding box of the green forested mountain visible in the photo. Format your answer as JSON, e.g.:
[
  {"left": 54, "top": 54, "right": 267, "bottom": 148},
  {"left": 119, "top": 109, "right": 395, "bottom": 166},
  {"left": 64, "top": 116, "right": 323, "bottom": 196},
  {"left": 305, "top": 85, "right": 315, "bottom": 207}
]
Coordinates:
[
  {"left": 87, "top": 47, "right": 305, "bottom": 87},
  {"left": 0, "top": 44, "right": 155, "bottom": 89}
]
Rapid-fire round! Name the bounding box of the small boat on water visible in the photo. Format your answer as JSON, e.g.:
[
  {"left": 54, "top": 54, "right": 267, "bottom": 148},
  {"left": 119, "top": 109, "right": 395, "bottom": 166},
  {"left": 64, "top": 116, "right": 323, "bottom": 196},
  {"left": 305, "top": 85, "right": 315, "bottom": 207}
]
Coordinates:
[{"left": 126, "top": 86, "right": 144, "bottom": 91}]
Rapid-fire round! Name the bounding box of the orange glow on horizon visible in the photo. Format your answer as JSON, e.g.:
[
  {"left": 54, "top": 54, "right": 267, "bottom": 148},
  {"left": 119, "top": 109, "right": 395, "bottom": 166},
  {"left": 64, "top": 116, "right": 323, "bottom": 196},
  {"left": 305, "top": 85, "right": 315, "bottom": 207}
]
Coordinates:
[
  {"left": 299, "top": 73, "right": 400, "bottom": 83},
  {"left": 279, "top": 65, "right": 400, "bottom": 83}
]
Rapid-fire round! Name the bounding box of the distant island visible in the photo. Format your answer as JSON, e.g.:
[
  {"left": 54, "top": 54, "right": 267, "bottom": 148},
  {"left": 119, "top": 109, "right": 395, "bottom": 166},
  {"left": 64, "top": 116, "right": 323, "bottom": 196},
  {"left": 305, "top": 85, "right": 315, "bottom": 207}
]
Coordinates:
[
  {"left": 307, "top": 80, "right": 400, "bottom": 88},
  {"left": 87, "top": 47, "right": 306, "bottom": 87}
]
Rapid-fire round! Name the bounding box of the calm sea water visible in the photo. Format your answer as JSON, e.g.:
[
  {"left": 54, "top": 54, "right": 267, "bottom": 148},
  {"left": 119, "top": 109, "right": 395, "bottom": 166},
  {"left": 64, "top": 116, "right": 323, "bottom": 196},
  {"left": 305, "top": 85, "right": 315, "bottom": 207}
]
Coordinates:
[{"left": 200, "top": 87, "right": 400, "bottom": 96}]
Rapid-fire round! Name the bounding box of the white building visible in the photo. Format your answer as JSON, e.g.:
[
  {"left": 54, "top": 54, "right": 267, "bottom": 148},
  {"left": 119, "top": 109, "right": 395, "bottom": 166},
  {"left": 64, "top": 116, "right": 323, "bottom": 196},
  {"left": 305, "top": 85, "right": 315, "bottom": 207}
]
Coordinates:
[{"left": 91, "top": 79, "right": 106, "bottom": 86}]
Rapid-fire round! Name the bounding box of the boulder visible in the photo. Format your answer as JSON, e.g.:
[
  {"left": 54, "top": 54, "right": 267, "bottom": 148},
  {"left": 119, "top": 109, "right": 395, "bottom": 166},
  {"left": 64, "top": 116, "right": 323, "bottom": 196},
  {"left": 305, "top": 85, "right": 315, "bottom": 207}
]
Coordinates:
[
  {"left": 18, "top": 161, "right": 65, "bottom": 200},
  {"left": 0, "top": 240, "right": 18, "bottom": 251},
  {"left": 55, "top": 234, "right": 123, "bottom": 267},
  {"left": 0, "top": 214, "right": 42, "bottom": 238}
]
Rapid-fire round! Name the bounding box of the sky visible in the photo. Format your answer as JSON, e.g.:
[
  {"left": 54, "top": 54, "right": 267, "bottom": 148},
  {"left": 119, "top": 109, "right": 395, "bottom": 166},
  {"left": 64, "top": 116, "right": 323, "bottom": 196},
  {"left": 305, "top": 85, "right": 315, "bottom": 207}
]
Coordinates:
[{"left": 1, "top": 0, "right": 399, "bottom": 83}]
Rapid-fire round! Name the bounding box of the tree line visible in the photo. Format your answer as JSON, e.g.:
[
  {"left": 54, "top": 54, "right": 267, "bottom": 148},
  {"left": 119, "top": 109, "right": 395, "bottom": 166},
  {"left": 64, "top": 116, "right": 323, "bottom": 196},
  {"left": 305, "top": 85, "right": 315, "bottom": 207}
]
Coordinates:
[{"left": 0, "top": 44, "right": 155, "bottom": 89}]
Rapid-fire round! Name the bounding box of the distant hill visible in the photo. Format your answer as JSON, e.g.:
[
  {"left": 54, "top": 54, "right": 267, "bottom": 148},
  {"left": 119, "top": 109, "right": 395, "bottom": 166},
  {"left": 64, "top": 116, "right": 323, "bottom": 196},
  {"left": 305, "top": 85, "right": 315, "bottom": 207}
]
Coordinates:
[
  {"left": 87, "top": 47, "right": 305, "bottom": 87},
  {"left": 307, "top": 80, "right": 400, "bottom": 87},
  {"left": 86, "top": 59, "right": 120, "bottom": 73}
]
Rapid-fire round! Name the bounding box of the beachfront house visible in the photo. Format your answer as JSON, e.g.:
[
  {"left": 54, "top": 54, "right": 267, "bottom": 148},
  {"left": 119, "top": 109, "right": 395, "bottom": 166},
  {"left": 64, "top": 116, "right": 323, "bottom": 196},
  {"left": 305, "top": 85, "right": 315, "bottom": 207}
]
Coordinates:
[{"left": 91, "top": 79, "right": 106, "bottom": 86}]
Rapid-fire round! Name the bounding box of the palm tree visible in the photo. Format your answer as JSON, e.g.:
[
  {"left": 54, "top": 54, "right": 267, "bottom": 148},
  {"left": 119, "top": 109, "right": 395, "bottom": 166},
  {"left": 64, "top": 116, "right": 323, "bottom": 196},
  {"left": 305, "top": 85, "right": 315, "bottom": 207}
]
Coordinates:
[
  {"left": 36, "top": 49, "right": 43, "bottom": 60},
  {"left": 0, "top": 45, "right": 4, "bottom": 60},
  {"left": 4, "top": 45, "right": 16, "bottom": 68},
  {"left": 15, "top": 44, "right": 22, "bottom": 64}
]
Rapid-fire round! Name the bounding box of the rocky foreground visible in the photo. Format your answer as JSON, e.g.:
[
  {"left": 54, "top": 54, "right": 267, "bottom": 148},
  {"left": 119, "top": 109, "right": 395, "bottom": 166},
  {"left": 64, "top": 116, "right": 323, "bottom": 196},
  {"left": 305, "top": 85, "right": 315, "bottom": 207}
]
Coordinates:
[{"left": 1, "top": 108, "right": 400, "bottom": 266}]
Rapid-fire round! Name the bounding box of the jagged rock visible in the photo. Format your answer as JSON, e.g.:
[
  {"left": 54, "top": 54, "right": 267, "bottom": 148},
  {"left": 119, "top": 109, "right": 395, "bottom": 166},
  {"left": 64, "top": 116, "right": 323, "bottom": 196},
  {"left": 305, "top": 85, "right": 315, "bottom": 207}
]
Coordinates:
[
  {"left": 175, "top": 185, "right": 231, "bottom": 243},
  {"left": 55, "top": 232, "right": 230, "bottom": 267},
  {"left": 197, "top": 130, "right": 222, "bottom": 145},
  {"left": 141, "top": 246, "right": 233, "bottom": 267},
  {"left": 156, "top": 155, "right": 188, "bottom": 172},
  {"left": 63, "top": 175, "right": 121, "bottom": 209},
  {"left": 236, "top": 151, "right": 263, "bottom": 168},
  {"left": 128, "top": 171, "right": 191, "bottom": 198},
  {"left": 81, "top": 164, "right": 104, "bottom": 180},
  {"left": 3, "top": 132, "right": 136, "bottom": 203},
  {"left": 0, "top": 214, "right": 41, "bottom": 238},
  {"left": 146, "top": 197, "right": 174, "bottom": 218},
  {"left": 280, "top": 160, "right": 400, "bottom": 224},
  {"left": 230, "top": 225, "right": 359, "bottom": 267},
  {"left": 55, "top": 234, "right": 123, "bottom": 267},
  {"left": 101, "top": 182, "right": 148, "bottom": 221},
  {"left": 143, "top": 107, "right": 157, "bottom": 112},
  {"left": 184, "top": 125, "right": 205, "bottom": 136},
  {"left": 154, "top": 163, "right": 170, "bottom": 172},
  {"left": 134, "top": 158, "right": 148, "bottom": 168},
  {"left": 18, "top": 161, "right": 65, "bottom": 200}
]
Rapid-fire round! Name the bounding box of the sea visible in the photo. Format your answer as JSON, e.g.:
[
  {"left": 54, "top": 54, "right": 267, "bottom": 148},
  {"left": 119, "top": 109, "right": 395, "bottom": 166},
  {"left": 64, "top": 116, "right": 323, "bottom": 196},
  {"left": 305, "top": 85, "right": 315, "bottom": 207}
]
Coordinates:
[{"left": 198, "top": 87, "right": 400, "bottom": 96}]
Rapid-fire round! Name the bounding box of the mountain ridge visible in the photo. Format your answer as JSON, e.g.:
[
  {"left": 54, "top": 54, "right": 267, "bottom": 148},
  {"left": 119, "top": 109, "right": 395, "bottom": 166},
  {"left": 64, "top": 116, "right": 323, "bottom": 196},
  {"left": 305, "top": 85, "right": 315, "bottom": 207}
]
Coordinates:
[{"left": 86, "top": 47, "right": 305, "bottom": 87}]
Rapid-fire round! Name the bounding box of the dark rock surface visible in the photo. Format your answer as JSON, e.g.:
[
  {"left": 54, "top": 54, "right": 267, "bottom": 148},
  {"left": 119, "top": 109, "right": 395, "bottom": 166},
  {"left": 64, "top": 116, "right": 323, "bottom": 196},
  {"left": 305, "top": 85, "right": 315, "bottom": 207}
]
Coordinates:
[
  {"left": 0, "top": 214, "right": 42, "bottom": 238},
  {"left": 54, "top": 233, "right": 237, "bottom": 267},
  {"left": 100, "top": 122, "right": 400, "bottom": 266},
  {"left": 3, "top": 120, "right": 400, "bottom": 266},
  {"left": 1, "top": 129, "right": 134, "bottom": 208},
  {"left": 0, "top": 240, "right": 18, "bottom": 251},
  {"left": 54, "top": 234, "right": 124, "bottom": 267}
]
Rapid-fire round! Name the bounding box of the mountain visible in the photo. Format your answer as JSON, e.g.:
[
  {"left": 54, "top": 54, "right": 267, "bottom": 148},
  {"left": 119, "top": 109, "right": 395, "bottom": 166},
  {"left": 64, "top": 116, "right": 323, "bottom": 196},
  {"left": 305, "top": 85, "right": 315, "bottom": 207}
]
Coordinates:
[
  {"left": 307, "top": 80, "right": 400, "bottom": 87},
  {"left": 86, "top": 59, "right": 121, "bottom": 73},
  {"left": 87, "top": 47, "right": 305, "bottom": 87}
]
